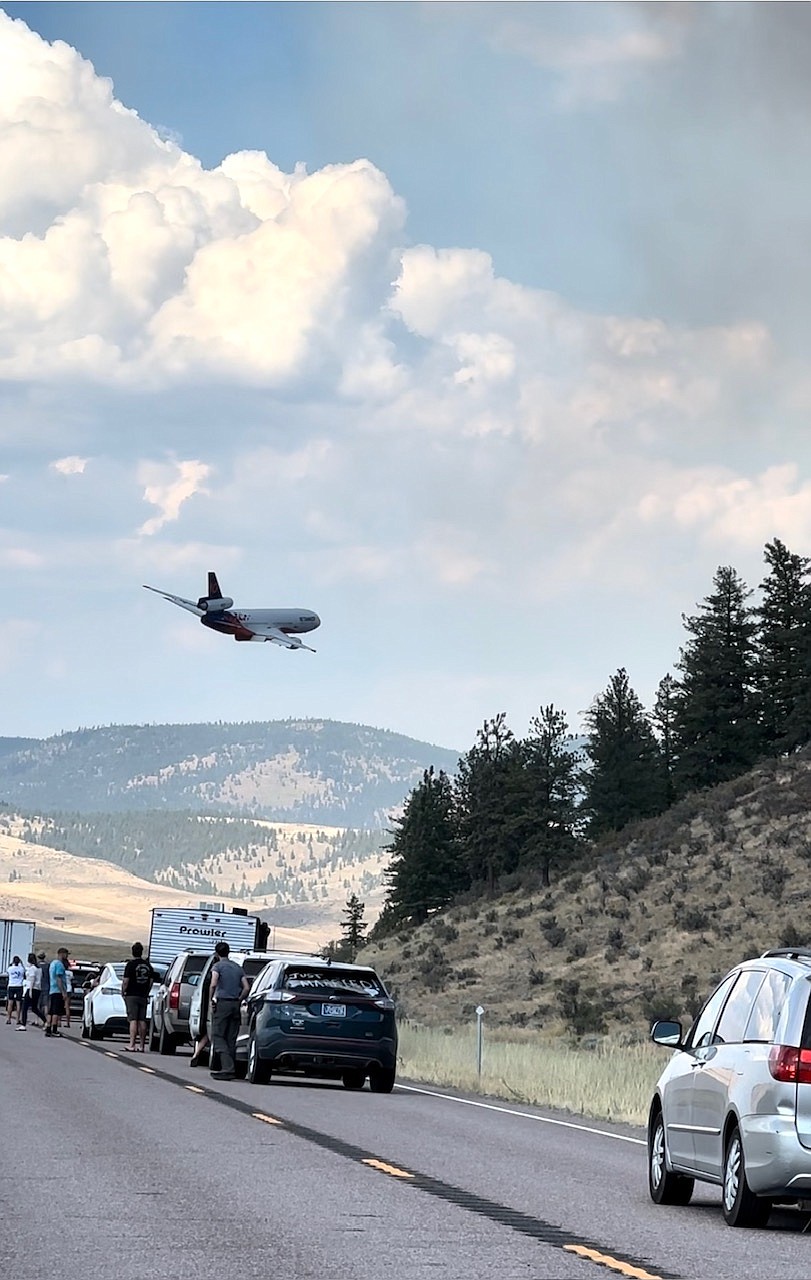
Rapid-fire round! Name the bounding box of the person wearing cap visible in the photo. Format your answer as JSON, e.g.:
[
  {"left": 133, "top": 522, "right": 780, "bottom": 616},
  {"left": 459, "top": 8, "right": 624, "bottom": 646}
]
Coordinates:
[
  {"left": 208, "top": 941, "right": 249, "bottom": 1081},
  {"left": 45, "top": 948, "right": 70, "bottom": 1038}
]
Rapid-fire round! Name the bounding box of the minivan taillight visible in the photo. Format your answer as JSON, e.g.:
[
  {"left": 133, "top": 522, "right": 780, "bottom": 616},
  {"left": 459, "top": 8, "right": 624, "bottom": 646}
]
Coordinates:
[
  {"left": 768, "top": 1044, "right": 811, "bottom": 1083},
  {"left": 168, "top": 982, "right": 181, "bottom": 1012}
]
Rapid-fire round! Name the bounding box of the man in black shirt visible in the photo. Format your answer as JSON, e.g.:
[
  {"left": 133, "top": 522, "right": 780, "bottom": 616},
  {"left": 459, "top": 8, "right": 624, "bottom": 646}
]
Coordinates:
[{"left": 121, "top": 942, "right": 156, "bottom": 1053}]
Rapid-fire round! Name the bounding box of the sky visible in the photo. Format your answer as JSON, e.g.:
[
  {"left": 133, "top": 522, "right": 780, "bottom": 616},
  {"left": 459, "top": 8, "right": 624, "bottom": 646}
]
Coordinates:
[{"left": 1, "top": 2, "right": 810, "bottom": 753}]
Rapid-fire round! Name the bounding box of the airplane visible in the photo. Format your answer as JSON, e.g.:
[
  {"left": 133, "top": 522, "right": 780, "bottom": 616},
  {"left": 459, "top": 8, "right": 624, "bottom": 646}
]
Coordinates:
[{"left": 143, "top": 572, "right": 320, "bottom": 650}]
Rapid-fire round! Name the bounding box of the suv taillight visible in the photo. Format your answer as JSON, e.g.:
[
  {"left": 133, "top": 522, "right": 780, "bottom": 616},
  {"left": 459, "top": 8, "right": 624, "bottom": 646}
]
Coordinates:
[
  {"left": 768, "top": 1044, "right": 811, "bottom": 1083},
  {"left": 168, "top": 981, "right": 181, "bottom": 1012}
]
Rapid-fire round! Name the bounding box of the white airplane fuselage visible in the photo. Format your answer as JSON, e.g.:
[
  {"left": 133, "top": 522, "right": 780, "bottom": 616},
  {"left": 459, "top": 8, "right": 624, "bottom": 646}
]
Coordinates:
[{"left": 202, "top": 607, "right": 320, "bottom": 642}]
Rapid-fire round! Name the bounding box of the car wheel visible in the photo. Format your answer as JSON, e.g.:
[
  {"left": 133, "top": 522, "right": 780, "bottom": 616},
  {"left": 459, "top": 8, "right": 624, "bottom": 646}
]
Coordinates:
[
  {"left": 158, "top": 1020, "right": 177, "bottom": 1056},
  {"left": 81, "top": 1018, "right": 90, "bottom": 1040},
  {"left": 234, "top": 1058, "right": 247, "bottom": 1079},
  {"left": 648, "top": 1108, "right": 694, "bottom": 1206},
  {"left": 369, "top": 1066, "right": 396, "bottom": 1094},
  {"left": 723, "top": 1126, "right": 771, "bottom": 1228},
  {"left": 247, "top": 1031, "right": 271, "bottom": 1085},
  {"left": 342, "top": 1069, "right": 366, "bottom": 1090},
  {"left": 89, "top": 1014, "right": 104, "bottom": 1041},
  {"left": 149, "top": 1018, "right": 159, "bottom": 1052}
]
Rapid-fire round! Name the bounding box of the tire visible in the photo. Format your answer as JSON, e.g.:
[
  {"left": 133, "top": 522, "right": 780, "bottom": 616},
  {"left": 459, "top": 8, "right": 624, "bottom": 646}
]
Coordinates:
[
  {"left": 89, "top": 1015, "right": 104, "bottom": 1041},
  {"left": 722, "top": 1126, "right": 771, "bottom": 1228},
  {"left": 234, "top": 1059, "right": 247, "bottom": 1080},
  {"left": 648, "top": 1109, "right": 694, "bottom": 1206},
  {"left": 247, "top": 1031, "right": 271, "bottom": 1085},
  {"left": 369, "top": 1066, "right": 396, "bottom": 1094},
  {"left": 81, "top": 1020, "right": 90, "bottom": 1040},
  {"left": 158, "top": 1020, "right": 177, "bottom": 1056},
  {"left": 342, "top": 1069, "right": 366, "bottom": 1091},
  {"left": 149, "top": 1018, "right": 159, "bottom": 1052}
]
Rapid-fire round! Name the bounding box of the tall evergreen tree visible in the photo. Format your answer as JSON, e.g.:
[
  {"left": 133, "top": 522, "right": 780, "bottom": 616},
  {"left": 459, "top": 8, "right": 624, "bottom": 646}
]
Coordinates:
[
  {"left": 673, "top": 565, "right": 761, "bottom": 796},
  {"left": 378, "top": 767, "right": 463, "bottom": 928},
  {"left": 455, "top": 714, "right": 525, "bottom": 893},
  {"left": 756, "top": 538, "right": 811, "bottom": 753},
  {"left": 516, "top": 705, "right": 582, "bottom": 886},
  {"left": 339, "top": 892, "right": 368, "bottom": 960},
  {"left": 583, "top": 669, "right": 663, "bottom": 836},
  {"left": 651, "top": 673, "right": 678, "bottom": 808}
]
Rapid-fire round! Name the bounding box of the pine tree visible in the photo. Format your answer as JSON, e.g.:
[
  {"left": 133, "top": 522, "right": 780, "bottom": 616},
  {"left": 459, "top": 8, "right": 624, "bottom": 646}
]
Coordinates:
[
  {"left": 339, "top": 892, "right": 368, "bottom": 961},
  {"left": 455, "top": 714, "right": 525, "bottom": 893},
  {"left": 377, "top": 767, "right": 463, "bottom": 929},
  {"left": 673, "top": 566, "right": 761, "bottom": 796},
  {"left": 651, "top": 674, "right": 678, "bottom": 808},
  {"left": 756, "top": 538, "right": 811, "bottom": 753},
  {"left": 516, "top": 705, "right": 582, "bottom": 886},
  {"left": 583, "top": 669, "right": 663, "bottom": 836}
]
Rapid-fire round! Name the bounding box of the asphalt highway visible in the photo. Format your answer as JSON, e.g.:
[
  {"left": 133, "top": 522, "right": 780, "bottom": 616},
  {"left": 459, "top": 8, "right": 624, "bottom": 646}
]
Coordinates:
[{"left": 2, "top": 1025, "right": 811, "bottom": 1280}]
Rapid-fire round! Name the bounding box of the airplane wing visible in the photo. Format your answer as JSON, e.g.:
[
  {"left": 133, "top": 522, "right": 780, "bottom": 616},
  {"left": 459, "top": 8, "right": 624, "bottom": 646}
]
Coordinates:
[
  {"left": 264, "top": 627, "right": 316, "bottom": 652},
  {"left": 143, "top": 585, "right": 205, "bottom": 617}
]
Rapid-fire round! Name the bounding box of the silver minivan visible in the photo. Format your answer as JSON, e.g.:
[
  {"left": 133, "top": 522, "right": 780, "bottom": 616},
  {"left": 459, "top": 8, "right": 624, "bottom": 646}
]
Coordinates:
[{"left": 649, "top": 948, "right": 811, "bottom": 1227}]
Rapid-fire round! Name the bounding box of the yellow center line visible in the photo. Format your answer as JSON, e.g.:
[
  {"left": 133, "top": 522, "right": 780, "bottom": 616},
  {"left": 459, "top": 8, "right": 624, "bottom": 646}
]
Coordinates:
[
  {"left": 564, "top": 1245, "right": 662, "bottom": 1279},
  {"left": 362, "top": 1158, "right": 414, "bottom": 1179},
  {"left": 185, "top": 1085, "right": 206, "bottom": 1094},
  {"left": 252, "top": 1112, "right": 283, "bottom": 1126}
]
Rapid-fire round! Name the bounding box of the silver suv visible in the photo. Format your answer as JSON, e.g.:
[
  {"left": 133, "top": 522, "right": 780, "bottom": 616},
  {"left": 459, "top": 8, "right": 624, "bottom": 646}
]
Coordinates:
[
  {"left": 649, "top": 947, "right": 811, "bottom": 1227},
  {"left": 149, "top": 950, "right": 209, "bottom": 1054}
]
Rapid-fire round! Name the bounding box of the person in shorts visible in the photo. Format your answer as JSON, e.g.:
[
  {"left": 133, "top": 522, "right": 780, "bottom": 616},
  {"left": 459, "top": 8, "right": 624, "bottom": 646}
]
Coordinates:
[
  {"left": 5, "top": 955, "right": 25, "bottom": 1025},
  {"left": 46, "top": 948, "right": 70, "bottom": 1038},
  {"left": 121, "top": 942, "right": 157, "bottom": 1052}
]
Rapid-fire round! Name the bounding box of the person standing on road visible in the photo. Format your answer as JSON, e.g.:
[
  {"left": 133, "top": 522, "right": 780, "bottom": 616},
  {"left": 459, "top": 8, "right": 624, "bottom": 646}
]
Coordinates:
[
  {"left": 209, "top": 942, "right": 249, "bottom": 1080},
  {"left": 5, "top": 955, "right": 25, "bottom": 1026},
  {"left": 121, "top": 942, "right": 156, "bottom": 1052},
  {"left": 21, "top": 952, "right": 45, "bottom": 1029},
  {"left": 38, "top": 952, "right": 50, "bottom": 1022},
  {"left": 45, "top": 948, "right": 70, "bottom": 1038}
]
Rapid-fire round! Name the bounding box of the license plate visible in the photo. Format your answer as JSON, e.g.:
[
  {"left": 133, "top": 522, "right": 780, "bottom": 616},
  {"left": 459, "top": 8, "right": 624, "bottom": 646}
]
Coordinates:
[{"left": 322, "top": 1003, "right": 346, "bottom": 1018}]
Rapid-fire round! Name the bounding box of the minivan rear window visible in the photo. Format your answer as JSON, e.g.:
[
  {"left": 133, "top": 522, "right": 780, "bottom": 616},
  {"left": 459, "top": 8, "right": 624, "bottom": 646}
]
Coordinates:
[{"left": 744, "top": 969, "right": 792, "bottom": 1042}]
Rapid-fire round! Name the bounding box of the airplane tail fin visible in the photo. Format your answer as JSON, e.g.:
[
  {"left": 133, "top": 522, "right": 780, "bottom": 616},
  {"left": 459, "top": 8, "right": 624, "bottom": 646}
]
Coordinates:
[{"left": 196, "top": 572, "right": 234, "bottom": 613}]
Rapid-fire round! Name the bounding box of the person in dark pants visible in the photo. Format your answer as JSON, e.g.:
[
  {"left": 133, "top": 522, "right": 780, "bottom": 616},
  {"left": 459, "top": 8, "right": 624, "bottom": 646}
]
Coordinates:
[
  {"left": 21, "top": 952, "right": 45, "bottom": 1028},
  {"left": 38, "top": 952, "right": 50, "bottom": 1021},
  {"left": 209, "top": 942, "right": 249, "bottom": 1080}
]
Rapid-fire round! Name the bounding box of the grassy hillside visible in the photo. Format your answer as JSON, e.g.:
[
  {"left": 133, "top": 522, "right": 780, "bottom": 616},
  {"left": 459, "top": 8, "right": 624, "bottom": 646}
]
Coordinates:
[
  {"left": 0, "top": 720, "right": 458, "bottom": 826},
  {"left": 363, "top": 750, "right": 811, "bottom": 1037}
]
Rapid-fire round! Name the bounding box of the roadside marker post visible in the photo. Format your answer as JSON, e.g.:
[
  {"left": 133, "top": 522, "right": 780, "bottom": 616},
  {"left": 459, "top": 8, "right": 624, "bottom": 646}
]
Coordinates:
[{"left": 476, "top": 1005, "right": 484, "bottom": 1081}]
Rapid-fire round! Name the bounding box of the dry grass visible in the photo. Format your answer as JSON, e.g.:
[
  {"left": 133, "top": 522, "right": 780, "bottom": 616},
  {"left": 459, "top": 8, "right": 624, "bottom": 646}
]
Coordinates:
[
  {"left": 0, "top": 833, "right": 327, "bottom": 951},
  {"left": 398, "top": 1022, "right": 662, "bottom": 1127}
]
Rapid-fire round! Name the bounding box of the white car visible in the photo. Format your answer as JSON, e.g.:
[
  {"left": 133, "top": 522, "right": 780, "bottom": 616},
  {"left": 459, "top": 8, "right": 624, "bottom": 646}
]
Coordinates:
[{"left": 82, "top": 961, "right": 166, "bottom": 1041}]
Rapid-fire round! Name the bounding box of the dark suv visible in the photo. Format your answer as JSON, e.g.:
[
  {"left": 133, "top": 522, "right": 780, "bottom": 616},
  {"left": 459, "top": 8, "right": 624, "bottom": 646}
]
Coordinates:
[
  {"left": 149, "top": 950, "right": 209, "bottom": 1054},
  {"left": 237, "top": 957, "right": 397, "bottom": 1091}
]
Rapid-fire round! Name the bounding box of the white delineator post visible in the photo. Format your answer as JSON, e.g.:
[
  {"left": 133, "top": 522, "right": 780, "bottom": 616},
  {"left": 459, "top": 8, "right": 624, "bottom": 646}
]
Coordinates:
[{"left": 476, "top": 1005, "right": 485, "bottom": 1081}]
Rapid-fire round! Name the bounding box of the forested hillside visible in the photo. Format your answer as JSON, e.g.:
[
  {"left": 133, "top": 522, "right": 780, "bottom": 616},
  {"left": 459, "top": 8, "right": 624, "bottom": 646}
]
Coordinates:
[
  {"left": 375, "top": 541, "right": 811, "bottom": 931},
  {"left": 0, "top": 719, "right": 458, "bottom": 827},
  {"left": 0, "top": 809, "right": 388, "bottom": 910},
  {"left": 364, "top": 749, "right": 811, "bottom": 1034}
]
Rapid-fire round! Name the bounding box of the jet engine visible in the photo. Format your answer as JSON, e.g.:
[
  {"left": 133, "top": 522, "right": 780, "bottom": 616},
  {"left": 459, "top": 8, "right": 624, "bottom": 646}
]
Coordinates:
[{"left": 197, "top": 595, "right": 234, "bottom": 612}]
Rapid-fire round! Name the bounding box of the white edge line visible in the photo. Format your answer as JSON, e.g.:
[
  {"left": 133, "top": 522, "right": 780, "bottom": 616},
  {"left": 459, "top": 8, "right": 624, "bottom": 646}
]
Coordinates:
[{"left": 394, "top": 1083, "right": 645, "bottom": 1146}]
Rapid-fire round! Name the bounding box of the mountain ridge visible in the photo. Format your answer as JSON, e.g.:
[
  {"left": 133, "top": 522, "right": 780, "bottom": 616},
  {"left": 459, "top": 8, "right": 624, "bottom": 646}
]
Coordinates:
[{"left": 0, "top": 718, "right": 459, "bottom": 828}]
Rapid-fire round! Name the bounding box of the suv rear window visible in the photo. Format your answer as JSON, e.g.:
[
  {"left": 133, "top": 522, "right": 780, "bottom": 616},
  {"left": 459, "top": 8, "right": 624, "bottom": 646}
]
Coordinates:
[{"left": 281, "top": 967, "right": 384, "bottom": 998}]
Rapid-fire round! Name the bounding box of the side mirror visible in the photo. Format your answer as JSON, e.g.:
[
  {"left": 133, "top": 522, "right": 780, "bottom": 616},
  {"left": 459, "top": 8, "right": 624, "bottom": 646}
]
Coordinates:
[{"left": 651, "top": 1019, "right": 683, "bottom": 1048}]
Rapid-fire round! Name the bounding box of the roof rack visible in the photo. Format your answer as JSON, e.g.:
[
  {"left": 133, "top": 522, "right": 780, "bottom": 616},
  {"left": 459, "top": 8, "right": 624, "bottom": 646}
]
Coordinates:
[{"left": 760, "top": 948, "right": 811, "bottom": 964}]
